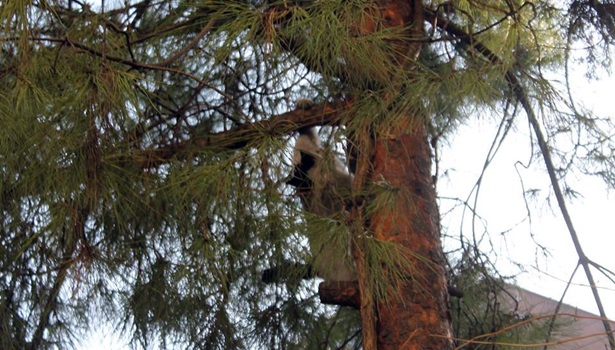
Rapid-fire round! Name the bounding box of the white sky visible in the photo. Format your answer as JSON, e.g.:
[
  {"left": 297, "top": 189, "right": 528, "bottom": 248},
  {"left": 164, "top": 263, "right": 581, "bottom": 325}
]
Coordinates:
[{"left": 437, "top": 67, "right": 615, "bottom": 318}]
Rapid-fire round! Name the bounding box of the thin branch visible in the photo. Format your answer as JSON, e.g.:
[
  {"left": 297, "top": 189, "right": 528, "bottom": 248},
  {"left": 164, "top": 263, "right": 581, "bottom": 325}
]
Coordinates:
[
  {"left": 15, "top": 35, "right": 241, "bottom": 109},
  {"left": 452, "top": 312, "right": 615, "bottom": 349},
  {"left": 542, "top": 264, "right": 580, "bottom": 350},
  {"left": 136, "top": 99, "right": 350, "bottom": 167},
  {"left": 28, "top": 206, "right": 83, "bottom": 350},
  {"left": 158, "top": 19, "right": 215, "bottom": 67},
  {"left": 516, "top": 66, "right": 615, "bottom": 350},
  {"left": 425, "top": 8, "right": 615, "bottom": 349}
]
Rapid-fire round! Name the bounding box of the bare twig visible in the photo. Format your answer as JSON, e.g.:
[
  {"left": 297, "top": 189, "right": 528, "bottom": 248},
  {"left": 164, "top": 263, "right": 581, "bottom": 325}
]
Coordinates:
[{"left": 425, "top": 8, "right": 615, "bottom": 349}]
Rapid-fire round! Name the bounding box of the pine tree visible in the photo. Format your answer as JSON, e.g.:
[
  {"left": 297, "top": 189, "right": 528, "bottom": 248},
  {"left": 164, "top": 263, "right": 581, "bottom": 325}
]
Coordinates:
[{"left": 1, "top": 0, "right": 614, "bottom": 349}]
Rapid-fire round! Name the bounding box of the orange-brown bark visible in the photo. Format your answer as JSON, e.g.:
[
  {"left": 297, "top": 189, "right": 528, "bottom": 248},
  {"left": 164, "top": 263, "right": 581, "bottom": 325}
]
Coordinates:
[
  {"left": 354, "top": 1, "right": 453, "bottom": 348},
  {"left": 370, "top": 122, "right": 453, "bottom": 350}
]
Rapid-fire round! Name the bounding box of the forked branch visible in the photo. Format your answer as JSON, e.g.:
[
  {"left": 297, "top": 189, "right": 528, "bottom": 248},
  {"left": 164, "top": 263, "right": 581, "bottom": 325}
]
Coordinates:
[{"left": 424, "top": 8, "right": 615, "bottom": 349}]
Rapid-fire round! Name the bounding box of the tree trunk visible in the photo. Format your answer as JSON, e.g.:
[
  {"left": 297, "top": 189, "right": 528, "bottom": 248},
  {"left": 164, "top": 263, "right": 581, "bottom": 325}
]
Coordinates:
[
  {"left": 370, "top": 121, "right": 453, "bottom": 350},
  {"left": 363, "top": 1, "right": 453, "bottom": 348}
]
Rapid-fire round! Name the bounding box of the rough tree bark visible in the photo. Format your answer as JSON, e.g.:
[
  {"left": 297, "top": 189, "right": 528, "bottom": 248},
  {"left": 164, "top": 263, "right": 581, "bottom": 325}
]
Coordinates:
[
  {"left": 369, "top": 121, "right": 452, "bottom": 350},
  {"left": 360, "top": 1, "right": 453, "bottom": 349}
]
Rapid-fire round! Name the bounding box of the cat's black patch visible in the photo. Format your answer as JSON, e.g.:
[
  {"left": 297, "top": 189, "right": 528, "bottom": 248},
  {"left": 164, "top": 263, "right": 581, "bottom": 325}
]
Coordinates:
[{"left": 286, "top": 152, "right": 316, "bottom": 190}]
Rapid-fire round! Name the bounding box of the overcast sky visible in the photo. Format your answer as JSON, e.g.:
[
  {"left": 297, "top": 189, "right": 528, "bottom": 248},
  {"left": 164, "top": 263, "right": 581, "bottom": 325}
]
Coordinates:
[{"left": 437, "top": 66, "right": 615, "bottom": 318}]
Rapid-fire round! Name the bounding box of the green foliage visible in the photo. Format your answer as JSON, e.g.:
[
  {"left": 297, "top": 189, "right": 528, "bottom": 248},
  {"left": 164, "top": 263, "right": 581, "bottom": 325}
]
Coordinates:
[{"left": 0, "top": 0, "right": 613, "bottom": 349}]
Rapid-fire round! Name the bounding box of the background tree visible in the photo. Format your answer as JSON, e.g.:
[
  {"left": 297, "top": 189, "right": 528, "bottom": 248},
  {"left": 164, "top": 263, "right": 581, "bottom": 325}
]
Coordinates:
[{"left": 1, "top": 0, "right": 614, "bottom": 349}]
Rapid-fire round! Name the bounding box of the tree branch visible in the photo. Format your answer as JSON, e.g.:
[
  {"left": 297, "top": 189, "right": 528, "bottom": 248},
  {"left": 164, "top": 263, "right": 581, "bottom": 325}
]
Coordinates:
[
  {"left": 318, "top": 281, "right": 360, "bottom": 308},
  {"left": 425, "top": 8, "right": 615, "bottom": 349},
  {"left": 137, "top": 99, "right": 350, "bottom": 167}
]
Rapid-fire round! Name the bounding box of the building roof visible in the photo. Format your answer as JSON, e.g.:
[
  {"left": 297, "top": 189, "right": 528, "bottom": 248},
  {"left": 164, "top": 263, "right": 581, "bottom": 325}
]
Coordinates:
[{"left": 504, "top": 285, "right": 615, "bottom": 350}]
